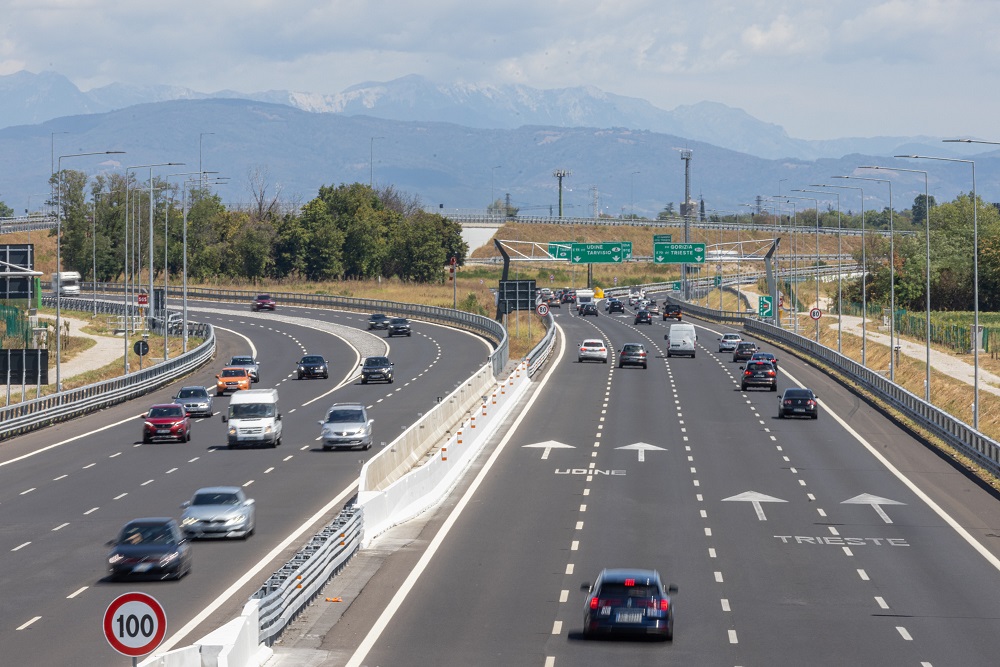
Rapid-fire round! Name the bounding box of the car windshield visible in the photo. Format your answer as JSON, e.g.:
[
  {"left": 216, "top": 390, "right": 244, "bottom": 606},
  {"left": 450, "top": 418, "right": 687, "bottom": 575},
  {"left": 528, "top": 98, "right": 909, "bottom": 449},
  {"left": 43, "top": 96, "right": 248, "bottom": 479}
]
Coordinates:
[
  {"left": 222, "top": 369, "right": 247, "bottom": 377},
  {"left": 724, "top": 334, "right": 740, "bottom": 340},
  {"left": 370, "top": 314, "right": 386, "bottom": 320},
  {"left": 390, "top": 318, "right": 408, "bottom": 324},
  {"left": 177, "top": 388, "right": 206, "bottom": 398},
  {"left": 326, "top": 409, "right": 365, "bottom": 423},
  {"left": 256, "top": 295, "right": 271, "bottom": 300},
  {"left": 364, "top": 357, "right": 390, "bottom": 367},
  {"left": 120, "top": 523, "right": 175, "bottom": 545},
  {"left": 230, "top": 403, "right": 275, "bottom": 419},
  {"left": 192, "top": 492, "right": 240, "bottom": 506},
  {"left": 301, "top": 356, "right": 324, "bottom": 364},
  {"left": 231, "top": 356, "right": 253, "bottom": 364},
  {"left": 148, "top": 406, "right": 184, "bottom": 418},
  {"left": 599, "top": 583, "right": 659, "bottom": 598}
]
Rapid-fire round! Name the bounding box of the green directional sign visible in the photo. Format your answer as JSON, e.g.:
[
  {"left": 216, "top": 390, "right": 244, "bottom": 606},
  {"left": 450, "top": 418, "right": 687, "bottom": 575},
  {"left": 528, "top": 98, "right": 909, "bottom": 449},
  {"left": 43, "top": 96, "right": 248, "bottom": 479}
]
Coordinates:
[
  {"left": 548, "top": 241, "right": 574, "bottom": 260},
  {"left": 759, "top": 295, "right": 774, "bottom": 318},
  {"left": 670, "top": 281, "right": 681, "bottom": 291},
  {"left": 653, "top": 234, "right": 673, "bottom": 244},
  {"left": 713, "top": 275, "right": 722, "bottom": 287},
  {"left": 621, "top": 241, "right": 633, "bottom": 259},
  {"left": 653, "top": 242, "right": 706, "bottom": 264},
  {"left": 571, "top": 242, "right": 625, "bottom": 264}
]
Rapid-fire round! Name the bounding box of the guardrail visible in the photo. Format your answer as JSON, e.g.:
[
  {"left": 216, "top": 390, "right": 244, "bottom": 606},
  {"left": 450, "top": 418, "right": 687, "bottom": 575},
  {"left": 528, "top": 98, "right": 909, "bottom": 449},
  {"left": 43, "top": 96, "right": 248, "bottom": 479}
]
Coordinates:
[
  {"left": 90, "top": 283, "right": 510, "bottom": 379},
  {"left": 0, "top": 215, "right": 58, "bottom": 234},
  {"left": 0, "top": 298, "right": 214, "bottom": 441}
]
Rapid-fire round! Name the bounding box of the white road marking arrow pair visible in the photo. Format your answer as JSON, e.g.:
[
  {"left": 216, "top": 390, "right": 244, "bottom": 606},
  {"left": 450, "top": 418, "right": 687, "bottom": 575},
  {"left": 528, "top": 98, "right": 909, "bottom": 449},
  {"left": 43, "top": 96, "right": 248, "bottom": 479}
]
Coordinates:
[{"left": 723, "top": 491, "right": 907, "bottom": 522}]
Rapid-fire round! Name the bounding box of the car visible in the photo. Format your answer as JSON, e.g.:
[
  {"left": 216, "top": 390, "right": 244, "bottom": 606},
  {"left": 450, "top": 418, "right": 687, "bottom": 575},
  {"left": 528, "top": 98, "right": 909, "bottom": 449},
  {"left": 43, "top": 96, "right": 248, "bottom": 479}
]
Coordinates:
[
  {"left": 229, "top": 354, "right": 260, "bottom": 383},
  {"left": 608, "top": 300, "right": 625, "bottom": 314},
  {"left": 547, "top": 296, "right": 561, "bottom": 308},
  {"left": 106, "top": 518, "right": 192, "bottom": 581},
  {"left": 778, "top": 387, "right": 819, "bottom": 419},
  {"left": 319, "top": 403, "right": 374, "bottom": 450},
  {"left": 562, "top": 291, "right": 576, "bottom": 304},
  {"left": 581, "top": 568, "right": 677, "bottom": 641},
  {"left": 296, "top": 354, "right": 329, "bottom": 379},
  {"left": 618, "top": 343, "right": 648, "bottom": 369},
  {"left": 368, "top": 313, "right": 390, "bottom": 330},
  {"left": 580, "top": 303, "right": 599, "bottom": 317},
  {"left": 216, "top": 366, "right": 252, "bottom": 395},
  {"left": 578, "top": 339, "right": 608, "bottom": 363},
  {"left": 251, "top": 294, "right": 275, "bottom": 311},
  {"left": 718, "top": 333, "right": 742, "bottom": 352},
  {"left": 647, "top": 303, "right": 661, "bottom": 315},
  {"left": 172, "top": 386, "right": 214, "bottom": 417},
  {"left": 180, "top": 486, "right": 256, "bottom": 539},
  {"left": 361, "top": 356, "right": 394, "bottom": 383},
  {"left": 732, "top": 341, "right": 758, "bottom": 362},
  {"left": 750, "top": 351, "right": 779, "bottom": 369},
  {"left": 663, "top": 305, "right": 682, "bottom": 321},
  {"left": 740, "top": 360, "right": 778, "bottom": 391},
  {"left": 633, "top": 310, "right": 653, "bottom": 325},
  {"left": 387, "top": 317, "right": 412, "bottom": 337},
  {"left": 604, "top": 297, "right": 618, "bottom": 311},
  {"left": 141, "top": 403, "right": 191, "bottom": 443}
]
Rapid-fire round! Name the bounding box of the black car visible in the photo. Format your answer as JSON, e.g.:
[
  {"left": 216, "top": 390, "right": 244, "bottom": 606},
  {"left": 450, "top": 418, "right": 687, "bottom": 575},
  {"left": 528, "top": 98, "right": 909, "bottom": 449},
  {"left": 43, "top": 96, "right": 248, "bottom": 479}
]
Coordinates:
[
  {"left": 663, "top": 305, "right": 682, "bottom": 321},
  {"left": 296, "top": 354, "right": 329, "bottom": 379},
  {"left": 633, "top": 310, "right": 653, "bottom": 325},
  {"left": 740, "top": 361, "right": 777, "bottom": 391},
  {"left": 368, "top": 313, "right": 390, "bottom": 330},
  {"left": 361, "top": 356, "right": 394, "bottom": 384},
  {"left": 778, "top": 387, "right": 819, "bottom": 419},
  {"left": 618, "top": 343, "right": 648, "bottom": 369},
  {"left": 387, "top": 317, "right": 412, "bottom": 337},
  {"left": 750, "top": 351, "right": 779, "bottom": 369},
  {"left": 251, "top": 294, "right": 276, "bottom": 311},
  {"left": 733, "top": 341, "right": 758, "bottom": 362},
  {"left": 581, "top": 568, "right": 677, "bottom": 641},
  {"left": 580, "top": 303, "right": 599, "bottom": 316},
  {"left": 106, "top": 518, "right": 192, "bottom": 581},
  {"left": 607, "top": 299, "right": 625, "bottom": 314}
]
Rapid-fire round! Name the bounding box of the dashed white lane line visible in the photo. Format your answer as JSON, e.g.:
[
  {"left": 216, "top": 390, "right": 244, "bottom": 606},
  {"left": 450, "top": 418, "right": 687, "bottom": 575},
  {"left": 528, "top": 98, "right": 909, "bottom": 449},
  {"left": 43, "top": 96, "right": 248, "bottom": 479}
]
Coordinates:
[
  {"left": 705, "top": 528, "right": 712, "bottom": 537},
  {"left": 243, "top": 480, "right": 255, "bottom": 487},
  {"left": 714, "top": 571, "right": 724, "bottom": 583},
  {"left": 721, "top": 598, "right": 731, "bottom": 612},
  {"left": 11, "top": 542, "right": 30, "bottom": 551},
  {"left": 875, "top": 596, "right": 889, "bottom": 609},
  {"left": 82, "top": 463, "right": 95, "bottom": 469},
  {"left": 544, "top": 657, "right": 555, "bottom": 667},
  {"left": 110, "top": 452, "right": 122, "bottom": 458},
  {"left": 858, "top": 569, "right": 870, "bottom": 581},
  {"left": 708, "top": 548, "right": 717, "bottom": 558},
  {"left": 728, "top": 629, "right": 739, "bottom": 643},
  {"left": 16, "top": 616, "right": 41, "bottom": 630},
  {"left": 113, "top": 493, "right": 127, "bottom": 500},
  {"left": 575, "top": 521, "right": 583, "bottom": 530},
  {"left": 84, "top": 507, "right": 99, "bottom": 515},
  {"left": 141, "top": 479, "right": 154, "bottom": 486},
  {"left": 19, "top": 487, "right": 35, "bottom": 495},
  {"left": 559, "top": 590, "right": 569, "bottom": 603},
  {"left": 67, "top": 586, "right": 87, "bottom": 599},
  {"left": 896, "top": 626, "right": 913, "bottom": 641},
  {"left": 52, "top": 523, "right": 69, "bottom": 531},
  {"left": 551, "top": 621, "right": 562, "bottom": 635},
  {"left": 570, "top": 541, "right": 579, "bottom": 551},
  {"left": 53, "top": 474, "right": 67, "bottom": 481},
  {"left": 565, "top": 563, "right": 574, "bottom": 575}
]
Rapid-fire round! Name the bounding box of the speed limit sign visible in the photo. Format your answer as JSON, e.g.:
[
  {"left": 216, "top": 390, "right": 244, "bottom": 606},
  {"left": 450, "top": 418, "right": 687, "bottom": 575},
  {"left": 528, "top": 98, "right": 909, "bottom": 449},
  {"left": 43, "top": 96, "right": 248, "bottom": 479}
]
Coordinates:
[
  {"left": 809, "top": 307, "right": 822, "bottom": 320},
  {"left": 536, "top": 303, "right": 549, "bottom": 316},
  {"left": 104, "top": 592, "right": 167, "bottom": 658}
]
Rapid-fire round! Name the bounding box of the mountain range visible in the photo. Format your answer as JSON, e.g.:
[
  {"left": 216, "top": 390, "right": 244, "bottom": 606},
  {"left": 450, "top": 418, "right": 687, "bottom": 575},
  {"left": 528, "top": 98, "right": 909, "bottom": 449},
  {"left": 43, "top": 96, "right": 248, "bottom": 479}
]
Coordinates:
[{"left": 1, "top": 70, "right": 997, "bottom": 217}]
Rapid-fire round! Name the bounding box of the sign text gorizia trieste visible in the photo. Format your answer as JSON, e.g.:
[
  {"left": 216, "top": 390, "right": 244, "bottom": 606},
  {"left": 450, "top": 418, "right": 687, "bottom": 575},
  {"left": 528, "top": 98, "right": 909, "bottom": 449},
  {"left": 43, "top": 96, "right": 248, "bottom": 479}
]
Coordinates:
[{"left": 653, "top": 242, "right": 706, "bottom": 264}]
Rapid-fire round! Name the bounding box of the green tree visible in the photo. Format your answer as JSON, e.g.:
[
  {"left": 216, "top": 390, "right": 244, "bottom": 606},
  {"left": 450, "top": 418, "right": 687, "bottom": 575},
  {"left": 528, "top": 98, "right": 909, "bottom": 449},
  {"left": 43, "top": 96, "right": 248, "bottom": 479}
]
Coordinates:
[
  {"left": 51, "top": 169, "right": 90, "bottom": 273},
  {"left": 0, "top": 199, "right": 13, "bottom": 217},
  {"left": 911, "top": 194, "right": 936, "bottom": 230},
  {"left": 298, "top": 198, "right": 345, "bottom": 281}
]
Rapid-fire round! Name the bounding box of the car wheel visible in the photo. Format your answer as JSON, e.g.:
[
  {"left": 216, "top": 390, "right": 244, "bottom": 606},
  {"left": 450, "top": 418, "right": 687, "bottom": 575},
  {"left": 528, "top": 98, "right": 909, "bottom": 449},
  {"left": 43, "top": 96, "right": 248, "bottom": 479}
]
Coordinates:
[
  {"left": 389, "top": 377, "right": 394, "bottom": 384},
  {"left": 324, "top": 373, "right": 329, "bottom": 379},
  {"left": 642, "top": 363, "right": 647, "bottom": 369},
  {"left": 407, "top": 332, "right": 412, "bottom": 337},
  {"left": 770, "top": 384, "right": 777, "bottom": 392},
  {"left": 618, "top": 362, "right": 623, "bottom": 368},
  {"left": 217, "top": 391, "right": 223, "bottom": 397},
  {"left": 142, "top": 435, "right": 151, "bottom": 444},
  {"left": 361, "top": 378, "right": 368, "bottom": 384},
  {"left": 186, "top": 428, "right": 192, "bottom": 442},
  {"left": 778, "top": 411, "right": 785, "bottom": 419},
  {"left": 297, "top": 373, "right": 303, "bottom": 380},
  {"left": 323, "top": 445, "right": 330, "bottom": 451},
  {"left": 812, "top": 413, "right": 818, "bottom": 420},
  {"left": 741, "top": 384, "right": 748, "bottom": 391},
  {"left": 602, "top": 358, "right": 607, "bottom": 364},
  {"left": 365, "top": 442, "right": 372, "bottom": 450}
]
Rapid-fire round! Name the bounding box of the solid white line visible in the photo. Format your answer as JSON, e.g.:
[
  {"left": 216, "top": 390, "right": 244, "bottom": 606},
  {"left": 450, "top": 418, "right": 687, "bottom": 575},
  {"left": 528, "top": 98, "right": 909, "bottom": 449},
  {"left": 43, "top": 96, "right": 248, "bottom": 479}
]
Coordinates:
[
  {"left": 343, "top": 320, "right": 566, "bottom": 667},
  {"left": 158, "top": 480, "right": 360, "bottom": 652},
  {"left": 67, "top": 586, "right": 87, "bottom": 599},
  {"left": 781, "top": 366, "right": 1000, "bottom": 574},
  {"left": 16, "top": 616, "right": 41, "bottom": 630}
]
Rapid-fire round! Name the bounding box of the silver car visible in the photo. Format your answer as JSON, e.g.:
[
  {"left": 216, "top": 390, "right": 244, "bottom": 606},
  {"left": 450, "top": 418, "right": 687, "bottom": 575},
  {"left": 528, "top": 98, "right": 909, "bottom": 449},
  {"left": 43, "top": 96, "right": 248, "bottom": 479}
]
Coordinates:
[
  {"left": 172, "top": 385, "right": 214, "bottom": 417},
  {"left": 229, "top": 355, "right": 260, "bottom": 383},
  {"left": 319, "top": 403, "right": 374, "bottom": 450},
  {"left": 180, "top": 486, "right": 255, "bottom": 539},
  {"left": 718, "top": 333, "right": 742, "bottom": 352}
]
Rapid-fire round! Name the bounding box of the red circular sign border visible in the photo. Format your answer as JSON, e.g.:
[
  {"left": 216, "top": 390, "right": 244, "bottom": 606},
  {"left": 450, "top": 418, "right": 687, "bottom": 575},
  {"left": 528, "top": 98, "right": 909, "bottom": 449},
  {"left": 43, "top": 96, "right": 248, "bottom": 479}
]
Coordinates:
[{"left": 103, "top": 592, "right": 167, "bottom": 657}]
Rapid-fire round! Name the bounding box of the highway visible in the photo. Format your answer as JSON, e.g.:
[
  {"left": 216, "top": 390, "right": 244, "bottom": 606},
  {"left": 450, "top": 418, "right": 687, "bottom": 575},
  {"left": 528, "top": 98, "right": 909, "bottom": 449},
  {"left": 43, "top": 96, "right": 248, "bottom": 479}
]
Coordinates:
[
  {"left": 0, "top": 300, "right": 492, "bottom": 665},
  {"left": 315, "top": 299, "right": 1000, "bottom": 666}
]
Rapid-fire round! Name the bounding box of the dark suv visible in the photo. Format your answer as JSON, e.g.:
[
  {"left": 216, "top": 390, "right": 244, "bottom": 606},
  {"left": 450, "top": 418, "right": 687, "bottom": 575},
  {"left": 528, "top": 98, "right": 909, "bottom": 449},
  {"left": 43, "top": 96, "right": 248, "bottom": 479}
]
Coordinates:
[
  {"left": 740, "top": 361, "right": 777, "bottom": 391},
  {"left": 361, "top": 356, "right": 394, "bottom": 384},
  {"left": 607, "top": 300, "right": 625, "bottom": 314},
  {"left": 733, "top": 341, "right": 758, "bottom": 362},
  {"left": 251, "top": 294, "right": 275, "bottom": 311},
  {"left": 296, "top": 354, "right": 329, "bottom": 380},
  {"left": 663, "top": 305, "right": 682, "bottom": 321},
  {"left": 387, "top": 317, "right": 412, "bottom": 337},
  {"left": 580, "top": 303, "right": 599, "bottom": 316},
  {"left": 634, "top": 310, "right": 653, "bottom": 325},
  {"left": 367, "top": 313, "right": 390, "bottom": 330},
  {"left": 618, "top": 343, "right": 648, "bottom": 369}
]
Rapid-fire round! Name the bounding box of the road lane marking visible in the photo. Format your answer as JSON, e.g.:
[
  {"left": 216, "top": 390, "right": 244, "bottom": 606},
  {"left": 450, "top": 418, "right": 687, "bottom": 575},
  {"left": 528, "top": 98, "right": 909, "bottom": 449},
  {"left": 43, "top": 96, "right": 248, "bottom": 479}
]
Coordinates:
[
  {"left": 721, "top": 599, "right": 730, "bottom": 611},
  {"left": 551, "top": 621, "right": 562, "bottom": 635},
  {"left": 705, "top": 528, "right": 712, "bottom": 536},
  {"left": 52, "top": 523, "right": 69, "bottom": 531},
  {"left": 67, "top": 587, "right": 87, "bottom": 599},
  {"left": 897, "top": 627, "right": 913, "bottom": 641},
  {"left": 84, "top": 507, "right": 99, "bottom": 514},
  {"left": 53, "top": 474, "right": 67, "bottom": 481},
  {"left": 565, "top": 563, "right": 574, "bottom": 575},
  {"left": 715, "top": 572, "right": 724, "bottom": 582},
  {"left": 12, "top": 542, "right": 30, "bottom": 551},
  {"left": 20, "top": 488, "right": 35, "bottom": 495},
  {"left": 559, "top": 590, "right": 568, "bottom": 603},
  {"left": 858, "top": 569, "right": 870, "bottom": 581},
  {"left": 113, "top": 493, "right": 127, "bottom": 500},
  {"left": 141, "top": 479, "right": 154, "bottom": 486},
  {"left": 875, "top": 597, "right": 889, "bottom": 609},
  {"left": 243, "top": 480, "right": 254, "bottom": 487},
  {"left": 166, "top": 467, "right": 178, "bottom": 474},
  {"left": 109, "top": 452, "right": 121, "bottom": 458},
  {"left": 571, "top": 541, "right": 579, "bottom": 551},
  {"left": 729, "top": 629, "right": 738, "bottom": 643},
  {"left": 16, "top": 616, "right": 41, "bottom": 630}
]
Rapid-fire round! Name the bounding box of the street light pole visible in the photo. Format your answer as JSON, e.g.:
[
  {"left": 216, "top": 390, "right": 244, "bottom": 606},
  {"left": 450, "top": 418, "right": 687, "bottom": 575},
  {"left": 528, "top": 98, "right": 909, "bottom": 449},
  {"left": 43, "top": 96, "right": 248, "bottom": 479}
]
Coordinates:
[
  {"left": 806, "top": 187, "right": 843, "bottom": 352},
  {"left": 630, "top": 171, "right": 640, "bottom": 219},
  {"left": 825, "top": 181, "right": 867, "bottom": 366},
  {"left": 370, "top": 136, "right": 384, "bottom": 189},
  {"left": 55, "top": 150, "right": 125, "bottom": 392},
  {"left": 199, "top": 132, "right": 214, "bottom": 189},
  {"left": 898, "top": 153, "right": 979, "bottom": 428}
]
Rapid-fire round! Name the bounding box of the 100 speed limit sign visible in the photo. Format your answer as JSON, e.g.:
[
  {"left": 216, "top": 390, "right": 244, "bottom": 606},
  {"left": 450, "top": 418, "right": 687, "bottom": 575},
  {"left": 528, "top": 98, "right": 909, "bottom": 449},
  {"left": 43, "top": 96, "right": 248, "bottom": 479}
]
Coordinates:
[{"left": 104, "top": 592, "right": 167, "bottom": 657}]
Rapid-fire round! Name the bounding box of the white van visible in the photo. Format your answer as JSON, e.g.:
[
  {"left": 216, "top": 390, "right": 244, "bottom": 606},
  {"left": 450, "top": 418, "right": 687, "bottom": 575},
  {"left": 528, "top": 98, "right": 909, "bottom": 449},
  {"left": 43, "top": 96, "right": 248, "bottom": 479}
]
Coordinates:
[
  {"left": 52, "top": 271, "right": 81, "bottom": 296},
  {"left": 665, "top": 322, "right": 697, "bottom": 358},
  {"left": 222, "top": 388, "right": 282, "bottom": 447}
]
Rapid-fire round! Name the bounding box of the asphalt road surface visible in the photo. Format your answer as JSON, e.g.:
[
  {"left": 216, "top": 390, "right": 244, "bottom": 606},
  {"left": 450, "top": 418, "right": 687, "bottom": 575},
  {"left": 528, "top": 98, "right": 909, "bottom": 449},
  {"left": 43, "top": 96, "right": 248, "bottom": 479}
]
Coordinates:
[{"left": 0, "top": 300, "right": 492, "bottom": 665}]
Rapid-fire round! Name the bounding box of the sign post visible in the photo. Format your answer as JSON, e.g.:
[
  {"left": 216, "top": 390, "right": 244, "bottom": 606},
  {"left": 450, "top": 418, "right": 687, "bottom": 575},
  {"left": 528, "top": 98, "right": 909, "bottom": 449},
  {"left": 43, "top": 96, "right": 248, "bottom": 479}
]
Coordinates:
[{"left": 104, "top": 592, "right": 167, "bottom": 664}]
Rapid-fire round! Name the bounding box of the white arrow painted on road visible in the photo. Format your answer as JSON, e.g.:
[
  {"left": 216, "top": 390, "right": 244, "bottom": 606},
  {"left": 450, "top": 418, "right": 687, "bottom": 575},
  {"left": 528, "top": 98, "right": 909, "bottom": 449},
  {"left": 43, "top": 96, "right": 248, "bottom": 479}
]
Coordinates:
[
  {"left": 722, "top": 491, "right": 787, "bottom": 521},
  {"left": 841, "top": 494, "right": 906, "bottom": 524},
  {"left": 616, "top": 442, "right": 667, "bottom": 462},
  {"left": 522, "top": 440, "right": 575, "bottom": 460}
]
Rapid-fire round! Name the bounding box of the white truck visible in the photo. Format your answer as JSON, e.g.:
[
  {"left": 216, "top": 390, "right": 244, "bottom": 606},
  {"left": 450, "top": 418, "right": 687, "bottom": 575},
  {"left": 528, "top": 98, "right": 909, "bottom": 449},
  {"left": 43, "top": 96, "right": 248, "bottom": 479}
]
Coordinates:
[
  {"left": 222, "top": 388, "right": 282, "bottom": 448},
  {"left": 575, "top": 288, "right": 595, "bottom": 313},
  {"left": 51, "top": 271, "right": 81, "bottom": 296}
]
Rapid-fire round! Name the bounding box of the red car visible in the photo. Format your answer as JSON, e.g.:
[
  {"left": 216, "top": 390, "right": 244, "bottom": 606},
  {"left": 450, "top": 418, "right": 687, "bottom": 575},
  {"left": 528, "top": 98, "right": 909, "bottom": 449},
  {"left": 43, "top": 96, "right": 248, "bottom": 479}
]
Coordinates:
[
  {"left": 141, "top": 404, "right": 191, "bottom": 443},
  {"left": 251, "top": 294, "right": 276, "bottom": 311}
]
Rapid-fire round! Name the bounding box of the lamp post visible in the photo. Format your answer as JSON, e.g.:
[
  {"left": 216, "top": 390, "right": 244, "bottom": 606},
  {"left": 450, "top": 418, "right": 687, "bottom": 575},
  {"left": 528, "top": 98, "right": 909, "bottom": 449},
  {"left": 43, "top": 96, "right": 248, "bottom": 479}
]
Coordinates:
[
  {"left": 50, "top": 131, "right": 69, "bottom": 218},
  {"left": 149, "top": 164, "right": 185, "bottom": 336},
  {"left": 92, "top": 190, "right": 102, "bottom": 317},
  {"left": 824, "top": 181, "right": 867, "bottom": 366},
  {"left": 790, "top": 192, "right": 823, "bottom": 342},
  {"left": 199, "top": 132, "right": 214, "bottom": 189},
  {"left": 898, "top": 153, "right": 979, "bottom": 428},
  {"left": 370, "top": 136, "right": 384, "bottom": 188},
  {"left": 55, "top": 150, "right": 125, "bottom": 392},
  {"left": 491, "top": 165, "right": 502, "bottom": 211},
  {"left": 806, "top": 187, "right": 843, "bottom": 352},
  {"left": 841, "top": 172, "right": 896, "bottom": 380},
  {"left": 630, "top": 171, "right": 640, "bottom": 219}
]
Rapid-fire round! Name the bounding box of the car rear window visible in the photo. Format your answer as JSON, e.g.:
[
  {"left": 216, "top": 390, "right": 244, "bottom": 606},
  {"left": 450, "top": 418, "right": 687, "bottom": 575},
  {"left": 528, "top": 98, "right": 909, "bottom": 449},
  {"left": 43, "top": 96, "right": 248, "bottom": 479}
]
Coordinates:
[
  {"left": 784, "top": 389, "right": 812, "bottom": 398},
  {"left": 747, "top": 362, "right": 772, "bottom": 371},
  {"left": 598, "top": 583, "right": 659, "bottom": 598},
  {"left": 623, "top": 344, "right": 644, "bottom": 352},
  {"left": 582, "top": 340, "right": 603, "bottom": 348}
]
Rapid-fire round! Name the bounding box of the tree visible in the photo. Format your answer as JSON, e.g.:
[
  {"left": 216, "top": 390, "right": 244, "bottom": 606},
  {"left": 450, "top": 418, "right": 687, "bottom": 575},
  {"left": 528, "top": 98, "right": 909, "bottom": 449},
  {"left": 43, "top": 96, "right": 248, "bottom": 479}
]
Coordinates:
[
  {"left": 911, "top": 194, "right": 936, "bottom": 230},
  {"left": 657, "top": 203, "right": 676, "bottom": 220},
  {"left": 51, "top": 169, "right": 89, "bottom": 273},
  {"left": 0, "top": 199, "right": 12, "bottom": 217}
]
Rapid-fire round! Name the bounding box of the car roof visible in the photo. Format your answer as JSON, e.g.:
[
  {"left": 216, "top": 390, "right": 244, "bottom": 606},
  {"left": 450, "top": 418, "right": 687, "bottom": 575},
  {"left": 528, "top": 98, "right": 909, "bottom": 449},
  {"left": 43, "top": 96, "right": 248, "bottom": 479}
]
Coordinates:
[
  {"left": 123, "top": 517, "right": 176, "bottom": 526},
  {"left": 329, "top": 402, "right": 366, "bottom": 410},
  {"left": 598, "top": 568, "right": 661, "bottom": 584},
  {"left": 581, "top": 338, "right": 604, "bottom": 345},
  {"left": 192, "top": 485, "right": 242, "bottom": 495},
  {"left": 179, "top": 385, "right": 208, "bottom": 391},
  {"left": 723, "top": 333, "right": 741, "bottom": 338}
]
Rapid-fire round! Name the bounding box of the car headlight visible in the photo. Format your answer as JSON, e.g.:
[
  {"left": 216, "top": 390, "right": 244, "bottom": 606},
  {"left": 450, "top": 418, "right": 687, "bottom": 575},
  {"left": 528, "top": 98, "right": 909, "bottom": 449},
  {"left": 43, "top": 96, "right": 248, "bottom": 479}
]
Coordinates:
[
  {"left": 159, "top": 552, "right": 179, "bottom": 565},
  {"left": 180, "top": 517, "right": 197, "bottom": 527},
  {"left": 108, "top": 554, "right": 123, "bottom": 565},
  {"left": 228, "top": 426, "right": 237, "bottom": 435},
  {"left": 144, "top": 421, "right": 155, "bottom": 429},
  {"left": 264, "top": 425, "right": 272, "bottom": 433},
  {"left": 226, "top": 514, "right": 246, "bottom": 524},
  {"left": 298, "top": 366, "right": 305, "bottom": 371}
]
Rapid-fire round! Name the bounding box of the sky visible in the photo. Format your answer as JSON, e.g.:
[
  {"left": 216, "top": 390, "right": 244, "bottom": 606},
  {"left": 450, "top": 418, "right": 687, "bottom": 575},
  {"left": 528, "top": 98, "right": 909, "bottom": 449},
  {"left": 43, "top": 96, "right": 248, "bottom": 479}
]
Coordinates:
[{"left": 1, "top": 0, "right": 999, "bottom": 141}]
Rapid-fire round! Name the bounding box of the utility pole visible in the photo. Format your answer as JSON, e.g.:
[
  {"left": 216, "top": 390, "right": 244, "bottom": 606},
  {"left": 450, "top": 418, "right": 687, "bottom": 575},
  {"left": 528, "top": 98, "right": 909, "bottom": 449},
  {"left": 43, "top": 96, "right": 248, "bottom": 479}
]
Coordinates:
[
  {"left": 553, "top": 169, "right": 571, "bottom": 218},
  {"left": 679, "top": 149, "right": 694, "bottom": 299}
]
